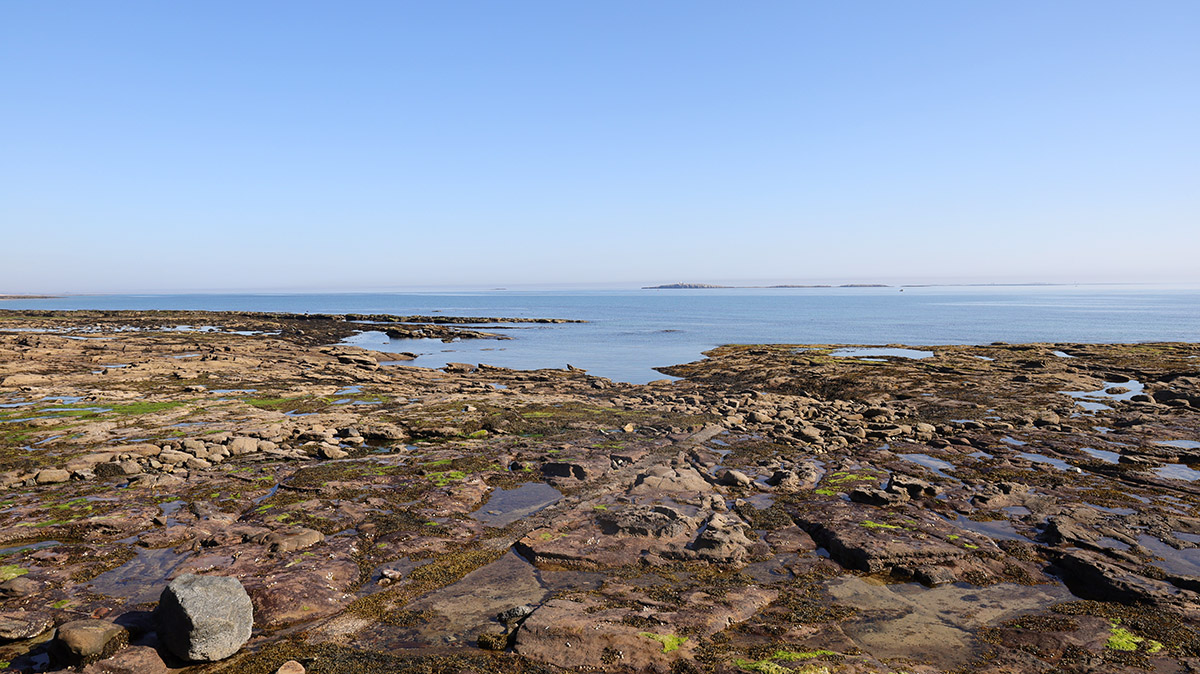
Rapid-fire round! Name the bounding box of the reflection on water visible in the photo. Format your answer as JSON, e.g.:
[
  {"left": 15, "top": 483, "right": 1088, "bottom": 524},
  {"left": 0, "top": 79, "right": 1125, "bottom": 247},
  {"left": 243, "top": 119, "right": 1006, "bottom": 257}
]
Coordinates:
[
  {"left": 85, "top": 546, "right": 192, "bottom": 604},
  {"left": 1080, "top": 447, "right": 1120, "bottom": 463},
  {"left": 947, "top": 513, "right": 1032, "bottom": 543},
  {"left": 1139, "top": 535, "right": 1200, "bottom": 576},
  {"left": 898, "top": 453, "right": 956, "bottom": 478},
  {"left": 8, "top": 286, "right": 1200, "bottom": 384},
  {"left": 830, "top": 347, "right": 934, "bottom": 360},
  {"left": 470, "top": 482, "right": 562, "bottom": 527},
  {"left": 826, "top": 576, "right": 1068, "bottom": 669},
  {"left": 1157, "top": 440, "right": 1200, "bottom": 450},
  {"left": 1017, "top": 452, "right": 1079, "bottom": 472},
  {"left": 1155, "top": 463, "right": 1200, "bottom": 481}
]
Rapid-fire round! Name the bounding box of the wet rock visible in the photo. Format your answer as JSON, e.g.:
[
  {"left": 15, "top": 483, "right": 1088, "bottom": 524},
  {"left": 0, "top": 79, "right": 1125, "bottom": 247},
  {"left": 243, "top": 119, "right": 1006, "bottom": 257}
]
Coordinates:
[
  {"left": 156, "top": 574, "right": 253, "bottom": 662},
  {"left": 1058, "top": 549, "right": 1200, "bottom": 609},
  {"left": 0, "top": 610, "right": 53, "bottom": 641},
  {"left": 54, "top": 619, "right": 129, "bottom": 667}
]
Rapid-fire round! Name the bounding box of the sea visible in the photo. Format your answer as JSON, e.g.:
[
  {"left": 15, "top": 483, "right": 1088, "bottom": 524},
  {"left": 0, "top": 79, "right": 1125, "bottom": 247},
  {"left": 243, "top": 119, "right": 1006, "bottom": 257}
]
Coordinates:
[{"left": 4, "top": 285, "right": 1199, "bottom": 384}]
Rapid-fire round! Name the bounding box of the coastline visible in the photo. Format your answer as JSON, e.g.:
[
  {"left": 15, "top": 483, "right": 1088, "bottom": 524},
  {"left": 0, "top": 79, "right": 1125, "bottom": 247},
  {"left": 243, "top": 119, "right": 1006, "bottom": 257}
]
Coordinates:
[{"left": 0, "top": 311, "right": 1197, "bottom": 671}]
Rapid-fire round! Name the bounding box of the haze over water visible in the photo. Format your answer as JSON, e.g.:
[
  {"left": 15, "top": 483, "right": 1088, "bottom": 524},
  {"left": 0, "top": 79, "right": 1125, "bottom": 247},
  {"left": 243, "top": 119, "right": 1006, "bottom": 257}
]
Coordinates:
[{"left": 7, "top": 285, "right": 1199, "bottom": 383}]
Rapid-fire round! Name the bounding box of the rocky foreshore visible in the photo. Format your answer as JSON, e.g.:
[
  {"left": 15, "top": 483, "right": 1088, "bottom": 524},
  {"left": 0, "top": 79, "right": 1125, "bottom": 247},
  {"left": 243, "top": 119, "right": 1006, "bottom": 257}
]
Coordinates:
[{"left": 0, "top": 312, "right": 1198, "bottom": 673}]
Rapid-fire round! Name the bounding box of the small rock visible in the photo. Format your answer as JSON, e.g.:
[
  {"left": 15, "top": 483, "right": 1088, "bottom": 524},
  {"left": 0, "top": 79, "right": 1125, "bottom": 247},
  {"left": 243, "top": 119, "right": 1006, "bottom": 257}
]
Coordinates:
[
  {"left": 497, "top": 604, "right": 535, "bottom": 625},
  {"left": 797, "top": 426, "right": 823, "bottom": 442},
  {"left": 54, "top": 619, "right": 129, "bottom": 667},
  {"left": 716, "top": 468, "right": 753, "bottom": 487},
  {"left": 850, "top": 487, "right": 909, "bottom": 506},
  {"left": 274, "top": 661, "right": 306, "bottom": 674},
  {"left": 477, "top": 627, "right": 510, "bottom": 650},
  {"left": 227, "top": 437, "right": 259, "bottom": 455},
  {"left": 888, "top": 474, "right": 940, "bottom": 498},
  {"left": 156, "top": 574, "right": 253, "bottom": 662},
  {"left": 35, "top": 468, "right": 71, "bottom": 484},
  {"left": 262, "top": 528, "right": 324, "bottom": 553},
  {"left": 318, "top": 445, "right": 348, "bottom": 460}
]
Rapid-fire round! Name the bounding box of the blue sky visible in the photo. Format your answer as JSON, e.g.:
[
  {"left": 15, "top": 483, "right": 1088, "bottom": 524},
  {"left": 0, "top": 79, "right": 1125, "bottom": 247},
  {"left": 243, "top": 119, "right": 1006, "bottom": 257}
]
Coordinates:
[{"left": 2, "top": 1, "right": 1197, "bottom": 292}]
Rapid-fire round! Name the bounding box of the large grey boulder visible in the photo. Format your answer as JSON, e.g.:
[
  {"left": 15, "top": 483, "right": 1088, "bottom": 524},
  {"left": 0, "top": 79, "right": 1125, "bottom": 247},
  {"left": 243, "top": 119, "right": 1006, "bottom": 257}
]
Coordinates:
[{"left": 156, "top": 574, "right": 253, "bottom": 661}]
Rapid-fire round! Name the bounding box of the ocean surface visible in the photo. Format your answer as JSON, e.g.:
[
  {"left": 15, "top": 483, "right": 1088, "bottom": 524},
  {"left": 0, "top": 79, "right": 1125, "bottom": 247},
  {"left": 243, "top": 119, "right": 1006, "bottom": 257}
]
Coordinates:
[{"left": 5, "top": 285, "right": 1200, "bottom": 383}]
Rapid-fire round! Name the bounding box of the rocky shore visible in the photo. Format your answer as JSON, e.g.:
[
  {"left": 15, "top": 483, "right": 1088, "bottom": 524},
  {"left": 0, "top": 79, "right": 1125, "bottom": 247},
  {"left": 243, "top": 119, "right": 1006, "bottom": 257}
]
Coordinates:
[{"left": 0, "top": 311, "right": 1198, "bottom": 673}]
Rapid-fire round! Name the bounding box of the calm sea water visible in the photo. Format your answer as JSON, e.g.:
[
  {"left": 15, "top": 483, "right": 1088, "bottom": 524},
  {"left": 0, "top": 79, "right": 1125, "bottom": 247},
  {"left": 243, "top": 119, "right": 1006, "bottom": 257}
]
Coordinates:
[{"left": 5, "top": 285, "right": 1199, "bottom": 383}]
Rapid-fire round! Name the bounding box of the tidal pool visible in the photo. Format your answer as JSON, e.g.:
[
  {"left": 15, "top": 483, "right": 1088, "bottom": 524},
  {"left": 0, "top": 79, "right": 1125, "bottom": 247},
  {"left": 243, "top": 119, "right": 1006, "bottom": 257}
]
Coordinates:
[
  {"left": 470, "top": 482, "right": 562, "bottom": 527},
  {"left": 830, "top": 347, "right": 934, "bottom": 360}
]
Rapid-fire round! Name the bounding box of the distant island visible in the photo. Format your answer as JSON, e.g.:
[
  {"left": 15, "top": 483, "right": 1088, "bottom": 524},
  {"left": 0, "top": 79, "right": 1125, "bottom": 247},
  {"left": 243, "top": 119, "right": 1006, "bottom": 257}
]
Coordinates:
[
  {"left": 0, "top": 294, "right": 58, "bottom": 300},
  {"left": 643, "top": 283, "right": 889, "bottom": 289}
]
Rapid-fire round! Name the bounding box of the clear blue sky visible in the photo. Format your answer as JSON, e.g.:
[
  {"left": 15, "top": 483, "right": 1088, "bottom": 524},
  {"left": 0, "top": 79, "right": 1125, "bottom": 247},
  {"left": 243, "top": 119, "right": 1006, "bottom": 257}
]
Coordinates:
[{"left": 2, "top": 1, "right": 1197, "bottom": 292}]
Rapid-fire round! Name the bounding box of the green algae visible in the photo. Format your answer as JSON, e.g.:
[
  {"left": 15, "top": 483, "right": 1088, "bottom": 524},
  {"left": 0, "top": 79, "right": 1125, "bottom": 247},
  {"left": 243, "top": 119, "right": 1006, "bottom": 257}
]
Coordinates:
[
  {"left": 0, "top": 565, "right": 28, "bottom": 582},
  {"left": 826, "top": 472, "right": 881, "bottom": 484},
  {"left": 860, "top": 520, "right": 899, "bottom": 529},
  {"left": 640, "top": 632, "right": 687, "bottom": 653},
  {"left": 107, "top": 401, "right": 186, "bottom": 415},
  {"left": 734, "top": 658, "right": 832, "bottom": 674},
  {"left": 773, "top": 650, "right": 837, "bottom": 661},
  {"left": 427, "top": 470, "right": 466, "bottom": 486},
  {"left": 1107, "top": 620, "right": 1164, "bottom": 653}
]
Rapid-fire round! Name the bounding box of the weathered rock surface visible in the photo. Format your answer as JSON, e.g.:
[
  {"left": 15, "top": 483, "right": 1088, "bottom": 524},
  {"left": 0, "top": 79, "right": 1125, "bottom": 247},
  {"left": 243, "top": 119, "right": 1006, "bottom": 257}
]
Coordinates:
[
  {"left": 54, "top": 619, "right": 129, "bottom": 667},
  {"left": 0, "top": 610, "right": 52, "bottom": 641},
  {"left": 156, "top": 574, "right": 253, "bottom": 661}
]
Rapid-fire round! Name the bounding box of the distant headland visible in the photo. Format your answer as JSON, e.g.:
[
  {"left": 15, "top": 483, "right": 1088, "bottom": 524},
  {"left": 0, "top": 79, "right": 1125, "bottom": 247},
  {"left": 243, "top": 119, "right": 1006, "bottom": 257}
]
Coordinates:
[{"left": 642, "top": 283, "right": 889, "bottom": 289}]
